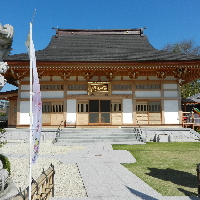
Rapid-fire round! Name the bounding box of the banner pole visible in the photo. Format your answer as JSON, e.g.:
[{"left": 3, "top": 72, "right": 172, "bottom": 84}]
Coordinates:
[{"left": 29, "top": 22, "right": 33, "bottom": 200}]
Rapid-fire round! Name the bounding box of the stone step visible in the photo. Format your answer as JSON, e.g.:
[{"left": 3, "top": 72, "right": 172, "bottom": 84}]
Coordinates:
[
  {"left": 58, "top": 139, "right": 141, "bottom": 143},
  {"left": 55, "top": 128, "right": 143, "bottom": 143},
  {"left": 59, "top": 129, "right": 136, "bottom": 133},
  {"left": 58, "top": 134, "right": 137, "bottom": 137}
]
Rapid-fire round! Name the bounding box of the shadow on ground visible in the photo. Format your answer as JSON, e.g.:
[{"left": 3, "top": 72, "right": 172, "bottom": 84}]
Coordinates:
[
  {"left": 126, "top": 186, "right": 159, "bottom": 200},
  {"left": 178, "top": 188, "right": 198, "bottom": 197},
  {"left": 146, "top": 168, "right": 196, "bottom": 188}
]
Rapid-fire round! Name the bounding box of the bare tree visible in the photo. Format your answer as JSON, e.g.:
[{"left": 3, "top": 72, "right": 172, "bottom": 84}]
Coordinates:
[
  {"left": 162, "top": 39, "right": 200, "bottom": 98},
  {"left": 162, "top": 39, "right": 200, "bottom": 55}
]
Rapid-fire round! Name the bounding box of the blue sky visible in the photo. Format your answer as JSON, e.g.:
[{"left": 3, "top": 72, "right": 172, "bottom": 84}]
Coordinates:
[{"left": 1, "top": 0, "right": 200, "bottom": 91}]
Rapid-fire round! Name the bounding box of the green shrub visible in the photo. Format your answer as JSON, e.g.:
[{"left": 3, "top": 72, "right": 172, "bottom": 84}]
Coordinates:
[
  {"left": 0, "top": 154, "right": 11, "bottom": 175},
  {"left": 195, "top": 126, "right": 200, "bottom": 133},
  {"left": 0, "top": 112, "right": 6, "bottom": 116}
]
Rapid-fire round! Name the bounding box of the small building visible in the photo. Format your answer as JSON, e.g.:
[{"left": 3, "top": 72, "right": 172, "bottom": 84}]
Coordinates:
[{"left": 1, "top": 28, "right": 200, "bottom": 128}]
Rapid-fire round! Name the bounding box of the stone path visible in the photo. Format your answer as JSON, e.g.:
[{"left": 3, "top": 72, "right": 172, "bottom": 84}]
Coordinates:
[
  {"left": 2, "top": 141, "right": 199, "bottom": 199},
  {"left": 52, "top": 143, "right": 199, "bottom": 200}
]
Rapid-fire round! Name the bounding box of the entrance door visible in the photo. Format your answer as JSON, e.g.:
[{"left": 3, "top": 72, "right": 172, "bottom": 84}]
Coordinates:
[{"left": 89, "top": 100, "right": 111, "bottom": 124}]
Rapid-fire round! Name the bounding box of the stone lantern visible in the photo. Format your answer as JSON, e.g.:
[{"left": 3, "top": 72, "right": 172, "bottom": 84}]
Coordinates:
[{"left": 0, "top": 159, "right": 18, "bottom": 199}]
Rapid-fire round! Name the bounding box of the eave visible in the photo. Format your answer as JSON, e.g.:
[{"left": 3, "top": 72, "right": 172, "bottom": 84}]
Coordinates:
[
  {"left": 3, "top": 59, "right": 200, "bottom": 85},
  {"left": 0, "top": 90, "right": 18, "bottom": 100}
]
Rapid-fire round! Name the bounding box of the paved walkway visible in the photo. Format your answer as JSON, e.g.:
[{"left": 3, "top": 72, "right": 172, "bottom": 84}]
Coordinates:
[
  {"left": 52, "top": 143, "right": 198, "bottom": 200},
  {"left": 3, "top": 142, "right": 199, "bottom": 199}
]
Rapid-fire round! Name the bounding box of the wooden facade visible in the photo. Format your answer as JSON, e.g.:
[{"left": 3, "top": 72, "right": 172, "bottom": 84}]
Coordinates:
[{"left": 1, "top": 28, "right": 200, "bottom": 127}]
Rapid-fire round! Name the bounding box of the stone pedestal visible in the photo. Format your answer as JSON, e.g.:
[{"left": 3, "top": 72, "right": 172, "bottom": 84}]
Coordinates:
[
  {"left": 157, "top": 134, "right": 169, "bottom": 142},
  {"left": 0, "top": 159, "right": 18, "bottom": 199}
]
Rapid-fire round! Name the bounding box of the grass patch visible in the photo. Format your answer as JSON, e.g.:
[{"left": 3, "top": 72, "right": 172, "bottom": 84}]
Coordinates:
[{"left": 112, "top": 142, "right": 200, "bottom": 196}]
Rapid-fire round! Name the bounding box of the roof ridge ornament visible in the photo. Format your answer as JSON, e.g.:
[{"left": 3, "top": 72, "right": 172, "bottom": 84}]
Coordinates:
[{"left": 52, "top": 27, "right": 147, "bottom": 37}]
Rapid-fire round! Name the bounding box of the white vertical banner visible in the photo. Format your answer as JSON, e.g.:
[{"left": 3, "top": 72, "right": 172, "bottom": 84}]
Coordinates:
[
  {"left": 26, "top": 21, "right": 42, "bottom": 200},
  {"left": 26, "top": 22, "right": 42, "bottom": 164}
]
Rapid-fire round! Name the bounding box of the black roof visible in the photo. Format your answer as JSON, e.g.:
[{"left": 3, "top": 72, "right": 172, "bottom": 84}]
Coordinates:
[{"left": 4, "top": 28, "right": 200, "bottom": 62}]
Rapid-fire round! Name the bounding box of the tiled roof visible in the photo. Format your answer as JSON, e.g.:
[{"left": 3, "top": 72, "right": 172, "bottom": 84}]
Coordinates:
[
  {"left": 188, "top": 93, "right": 200, "bottom": 100},
  {"left": 4, "top": 28, "right": 200, "bottom": 62}
]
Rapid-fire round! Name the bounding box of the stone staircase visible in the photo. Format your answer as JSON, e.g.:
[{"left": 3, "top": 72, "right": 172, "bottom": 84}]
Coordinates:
[
  {"left": 54, "top": 128, "right": 145, "bottom": 145},
  {"left": 139, "top": 127, "right": 200, "bottom": 142},
  {"left": 4, "top": 127, "right": 200, "bottom": 144}
]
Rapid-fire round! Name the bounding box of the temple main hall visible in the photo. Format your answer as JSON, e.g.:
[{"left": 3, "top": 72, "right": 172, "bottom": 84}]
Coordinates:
[{"left": 1, "top": 28, "right": 200, "bottom": 127}]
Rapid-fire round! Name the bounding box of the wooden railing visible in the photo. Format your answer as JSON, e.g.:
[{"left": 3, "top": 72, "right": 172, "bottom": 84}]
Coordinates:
[
  {"left": 182, "top": 112, "right": 200, "bottom": 129},
  {"left": 56, "top": 120, "right": 63, "bottom": 138},
  {"left": 14, "top": 164, "right": 55, "bottom": 200},
  {"left": 134, "top": 119, "right": 145, "bottom": 142}
]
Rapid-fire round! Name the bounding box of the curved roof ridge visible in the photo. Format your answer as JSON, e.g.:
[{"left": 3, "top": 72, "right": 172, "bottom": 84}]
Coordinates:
[{"left": 4, "top": 28, "right": 200, "bottom": 62}]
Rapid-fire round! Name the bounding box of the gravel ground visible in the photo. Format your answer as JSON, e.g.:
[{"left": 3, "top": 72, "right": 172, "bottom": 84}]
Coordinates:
[{"left": 0, "top": 141, "right": 87, "bottom": 197}]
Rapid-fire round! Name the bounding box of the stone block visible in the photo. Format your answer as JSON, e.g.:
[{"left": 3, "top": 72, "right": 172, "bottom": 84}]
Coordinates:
[{"left": 157, "top": 134, "right": 168, "bottom": 142}]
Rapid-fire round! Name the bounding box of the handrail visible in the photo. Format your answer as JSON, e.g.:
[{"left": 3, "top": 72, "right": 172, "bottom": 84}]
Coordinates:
[
  {"left": 55, "top": 120, "right": 64, "bottom": 142},
  {"left": 14, "top": 164, "right": 55, "bottom": 200},
  {"left": 135, "top": 119, "right": 145, "bottom": 142}
]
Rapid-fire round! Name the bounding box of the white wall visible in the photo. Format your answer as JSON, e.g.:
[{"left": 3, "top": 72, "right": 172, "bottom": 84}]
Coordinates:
[
  {"left": 67, "top": 91, "right": 87, "bottom": 95},
  {"left": 123, "top": 76, "right": 131, "bottom": 80},
  {"left": 40, "top": 76, "right": 50, "bottom": 81},
  {"left": 41, "top": 91, "right": 64, "bottom": 98},
  {"left": 20, "top": 101, "right": 30, "bottom": 124},
  {"left": 165, "top": 76, "right": 176, "bottom": 80},
  {"left": 112, "top": 91, "right": 132, "bottom": 95},
  {"left": 68, "top": 76, "right": 76, "bottom": 81},
  {"left": 164, "top": 91, "right": 178, "bottom": 97},
  {"left": 163, "top": 84, "right": 177, "bottom": 89},
  {"left": 164, "top": 100, "right": 179, "bottom": 124},
  {"left": 148, "top": 76, "right": 159, "bottom": 80},
  {"left": 113, "top": 76, "right": 121, "bottom": 81},
  {"left": 21, "top": 92, "right": 30, "bottom": 98},
  {"left": 123, "top": 99, "right": 133, "bottom": 123},
  {"left": 100, "top": 76, "right": 109, "bottom": 81},
  {"left": 78, "top": 76, "right": 86, "bottom": 81},
  {"left": 21, "top": 91, "right": 64, "bottom": 98},
  {"left": 90, "top": 76, "right": 99, "bottom": 81},
  {"left": 21, "top": 85, "right": 30, "bottom": 90},
  {"left": 135, "top": 91, "right": 161, "bottom": 97},
  {"left": 136, "top": 76, "right": 147, "bottom": 80},
  {"left": 66, "top": 99, "right": 76, "bottom": 124},
  {"left": 52, "top": 76, "right": 62, "bottom": 81}
]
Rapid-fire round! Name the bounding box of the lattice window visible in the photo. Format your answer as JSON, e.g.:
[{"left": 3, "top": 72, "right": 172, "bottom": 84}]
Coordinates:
[
  {"left": 68, "top": 85, "right": 87, "bottom": 90},
  {"left": 136, "top": 101, "right": 148, "bottom": 112},
  {"left": 136, "top": 84, "right": 160, "bottom": 89},
  {"left": 42, "top": 102, "right": 63, "bottom": 113},
  {"left": 111, "top": 100, "right": 122, "bottom": 112},
  {"left": 41, "top": 85, "right": 63, "bottom": 90},
  {"left": 136, "top": 101, "right": 161, "bottom": 112},
  {"left": 77, "top": 100, "right": 88, "bottom": 112},
  {"left": 52, "top": 102, "right": 63, "bottom": 112},
  {"left": 42, "top": 103, "right": 51, "bottom": 113},
  {"left": 112, "top": 85, "right": 132, "bottom": 90},
  {"left": 78, "top": 104, "right": 88, "bottom": 112},
  {"left": 148, "top": 102, "right": 161, "bottom": 112}
]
